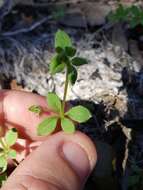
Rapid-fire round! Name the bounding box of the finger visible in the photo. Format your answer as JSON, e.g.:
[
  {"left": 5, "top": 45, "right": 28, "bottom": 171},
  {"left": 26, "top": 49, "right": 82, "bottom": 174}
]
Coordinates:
[
  {"left": 0, "top": 90, "right": 53, "bottom": 140},
  {"left": 2, "top": 131, "right": 97, "bottom": 190}
]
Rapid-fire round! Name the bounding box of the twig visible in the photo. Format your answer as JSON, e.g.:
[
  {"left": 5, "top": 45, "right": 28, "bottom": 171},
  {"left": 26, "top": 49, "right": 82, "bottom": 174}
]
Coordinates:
[
  {"left": 0, "top": 0, "right": 13, "bottom": 32},
  {"left": 1, "top": 16, "right": 50, "bottom": 37},
  {"left": 0, "top": 0, "right": 13, "bottom": 19},
  {"left": 94, "top": 23, "right": 114, "bottom": 36}
]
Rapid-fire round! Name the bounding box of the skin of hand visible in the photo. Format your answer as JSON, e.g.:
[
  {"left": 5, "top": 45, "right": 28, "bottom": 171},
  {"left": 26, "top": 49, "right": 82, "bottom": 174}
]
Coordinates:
[{"left": 0, "top": 90, "right": 97, "bottom": 190}]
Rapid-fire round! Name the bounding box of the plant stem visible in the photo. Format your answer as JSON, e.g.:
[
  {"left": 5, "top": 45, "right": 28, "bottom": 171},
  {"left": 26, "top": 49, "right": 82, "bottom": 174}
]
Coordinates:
[
  {"left": 13, "top": 159, "right": 19, "bottom": 167},
  {"left": 62, "top": 67, "right": 69, "bottom": 116}
]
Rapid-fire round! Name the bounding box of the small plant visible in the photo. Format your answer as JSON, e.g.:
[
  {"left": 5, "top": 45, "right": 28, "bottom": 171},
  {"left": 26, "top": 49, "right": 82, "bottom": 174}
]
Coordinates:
[
  {"left": 29, "top": 30, "right": 91, "bottom": 136},
  {"left": 0, "top": 128, "right": 18, "bottom": 173},
  {"left": 108, "top": 4, "right": 143, "bottom": 28}
]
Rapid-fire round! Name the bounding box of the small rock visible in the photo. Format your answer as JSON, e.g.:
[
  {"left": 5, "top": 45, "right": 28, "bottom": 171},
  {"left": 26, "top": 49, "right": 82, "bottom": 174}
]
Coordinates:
[
  {"left": 59, "top": 8, "right": 87, "bottom": 28},
  {"left": 80, "top": 2, "right": 111, "bottom": 26}
]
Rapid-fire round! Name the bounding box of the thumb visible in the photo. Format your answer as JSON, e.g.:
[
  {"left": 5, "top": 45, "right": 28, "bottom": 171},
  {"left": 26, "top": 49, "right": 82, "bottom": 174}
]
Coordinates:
[{"left": 2, "top": 131, "right": 97, "bottom": 190}]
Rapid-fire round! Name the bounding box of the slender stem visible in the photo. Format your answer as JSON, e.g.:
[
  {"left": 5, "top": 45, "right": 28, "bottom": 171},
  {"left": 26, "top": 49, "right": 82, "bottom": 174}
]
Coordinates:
[
  {"left": 12, "top": 159, "right": 19, "bottom": 167},
  {"left": 62, "top": 67, "right": 69, "bottom": 116}
]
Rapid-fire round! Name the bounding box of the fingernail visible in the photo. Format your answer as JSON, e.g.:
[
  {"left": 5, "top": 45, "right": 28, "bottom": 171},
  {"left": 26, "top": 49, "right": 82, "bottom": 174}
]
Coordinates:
[{"left": 62, "top": 142, "right": 92, "bottom": 180}]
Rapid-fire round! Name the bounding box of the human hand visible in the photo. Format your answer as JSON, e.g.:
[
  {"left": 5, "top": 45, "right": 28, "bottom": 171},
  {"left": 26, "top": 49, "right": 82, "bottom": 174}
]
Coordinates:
[{"left": 0, "top": 90, "right": 97, "bottom": 190}]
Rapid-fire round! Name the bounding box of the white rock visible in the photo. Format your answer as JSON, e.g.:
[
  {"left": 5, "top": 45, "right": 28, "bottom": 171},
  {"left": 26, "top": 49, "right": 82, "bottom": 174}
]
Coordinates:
[{"left": 80, "top": 2, "right": 111, "bottom": 26}]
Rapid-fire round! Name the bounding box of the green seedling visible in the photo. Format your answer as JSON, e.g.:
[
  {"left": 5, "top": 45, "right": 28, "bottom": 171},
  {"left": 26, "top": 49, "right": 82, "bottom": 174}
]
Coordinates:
[
  {"left": 29, "top": 30, "right": 92, "bottom": 136},
  {"left": 0, "top": 128, "right": 18, "bottom": 173},
  {"left": 108, "top": 4, "right": 143, "bottom": 28}
]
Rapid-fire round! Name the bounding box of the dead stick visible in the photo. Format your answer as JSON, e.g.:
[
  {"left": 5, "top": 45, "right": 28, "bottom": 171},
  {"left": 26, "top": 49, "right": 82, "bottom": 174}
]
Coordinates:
[{"left": 1, "top": 16, "right": 51, "bottom": 37}]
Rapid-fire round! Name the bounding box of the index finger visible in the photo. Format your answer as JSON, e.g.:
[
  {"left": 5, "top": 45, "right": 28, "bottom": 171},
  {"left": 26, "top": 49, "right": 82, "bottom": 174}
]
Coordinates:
[{"left": 0, "top": 90, "right": 52, "bottom": 141}]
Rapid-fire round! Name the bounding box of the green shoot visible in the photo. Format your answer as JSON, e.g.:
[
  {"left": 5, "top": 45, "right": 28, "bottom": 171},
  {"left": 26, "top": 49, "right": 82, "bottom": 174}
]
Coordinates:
[
  {"left": 0, "top": 128, "right": 18, "bottom": 173},
  {"left": 29, "top": 30, "right": 91, "bottom": 135}
]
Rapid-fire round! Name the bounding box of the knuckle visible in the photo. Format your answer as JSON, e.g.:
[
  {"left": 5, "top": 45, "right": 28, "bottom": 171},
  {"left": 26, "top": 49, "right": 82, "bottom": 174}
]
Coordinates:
[{"left": 3, "top": 175, "right": 63, "bottom": 190}]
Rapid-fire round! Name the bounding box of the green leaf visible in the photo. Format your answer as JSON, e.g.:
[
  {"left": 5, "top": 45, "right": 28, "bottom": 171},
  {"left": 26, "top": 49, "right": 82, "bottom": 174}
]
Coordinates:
[
  {"left": 116, "top": 4, "right": 127, "bottom": 20},
  {"left": 108, "top": 4, "right": 129, "bottom": 22},
  {"left": 29, "top": 105, "right": 42, "bottom": 115},
  {"left": 5, "top": 128, "right": 18, "bottom": 146},
  {"left": 8, "top": 149, "right": 17, "bottom": 159},
  {"left": 129, "top": 18, "right": 139, "bottom": 28},
  {"left": 37, "top": 117, "right": 58, "bottom": 136},
  {"left": 71, "top": 57, "right": 88, "bottom": 66},
  {"left": 50, "top": 55, "right": 65, "bottom": 74},
  {"left": 66, "top": 105, "right": 92, "bottom": 123},
  {"left": 0, "top": 156, "right": 7, "bottom": 173},
  {"left": 47, "top": 92, "right": 62, "bottom": 113},
  {"left": 140, "top": 19, "right": 143, "bottom": 26},
  {"left": 53, "top": 62, "right": 65, "bottom": 74},
  {"left": 55, "top": 30, "right": 72, "bottom": 49},
  {"left": 60, "top": 54, "right": 69, "bottom": 63},
  {"left": 61, "top": 118, "right": 75, "bottom": 133},
  {"left": 108, "top": 11, "right": 118, "bottom": 22},
  {"left": 55, "top": 47, "right": 63, "bottom": 54},
  {"left": 130, "top": 5, "right": 140, "bottom": 17},
  {"left": 68, "top": 65, "right": 77, "bottom": 85},
  {"left": 0, "top": 172, "right": 7, "bottom": 186},
  {"left": 140, "top": 11, "right": 143, "bottom": 20},
  {"left": 0, "top": 149, "right": 4, "bottom": 157},
  {"left": 65, "top": 47, "right": 76, "bottom": 57}
]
